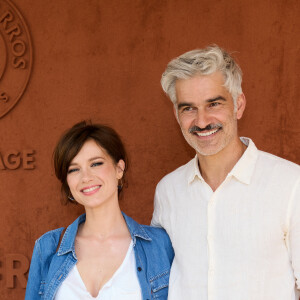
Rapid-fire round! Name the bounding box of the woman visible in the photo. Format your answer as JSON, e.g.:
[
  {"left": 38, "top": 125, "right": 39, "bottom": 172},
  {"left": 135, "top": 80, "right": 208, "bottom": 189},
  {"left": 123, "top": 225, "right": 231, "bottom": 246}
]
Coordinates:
[{"left": 25, "top": 121, "right": 174, "bottom": 300}]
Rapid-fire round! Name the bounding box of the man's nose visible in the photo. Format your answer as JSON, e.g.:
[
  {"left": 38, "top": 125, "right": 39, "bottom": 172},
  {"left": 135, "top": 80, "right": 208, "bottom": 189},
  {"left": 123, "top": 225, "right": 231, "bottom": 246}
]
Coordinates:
[{"left": 194, "top": 110, "right": 211, "bottom": 129}]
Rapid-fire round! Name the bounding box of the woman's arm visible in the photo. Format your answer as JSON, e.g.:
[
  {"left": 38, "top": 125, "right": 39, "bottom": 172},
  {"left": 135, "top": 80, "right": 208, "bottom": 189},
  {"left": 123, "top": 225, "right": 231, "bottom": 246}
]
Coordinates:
[{"left": 25, "top": 240, "right": 43, "bottom": 300}]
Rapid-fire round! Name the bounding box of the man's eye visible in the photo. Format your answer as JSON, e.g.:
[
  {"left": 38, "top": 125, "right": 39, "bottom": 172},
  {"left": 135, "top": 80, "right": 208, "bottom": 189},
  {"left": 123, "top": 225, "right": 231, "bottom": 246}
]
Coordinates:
[
  {"left": 67, "top": 168, "right": 79, "bottom": 174},
  {"left": 209, "top": 102, "right": 220, "bottom": 107},
  {"left": 92, "top": 162, "right": 103, "bottom": 167},
  {"left": 182, "top": 106, "right": 193, "bottom": 112}
]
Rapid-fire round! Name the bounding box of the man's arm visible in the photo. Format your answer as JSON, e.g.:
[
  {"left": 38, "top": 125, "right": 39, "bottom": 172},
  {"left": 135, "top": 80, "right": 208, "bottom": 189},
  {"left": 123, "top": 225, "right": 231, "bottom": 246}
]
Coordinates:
[
  {"left": 289, "top": 177, "right": 300, "bottom": 293},
  {"left": 151, "top": 185, "right": 163, "bottom": 227}
]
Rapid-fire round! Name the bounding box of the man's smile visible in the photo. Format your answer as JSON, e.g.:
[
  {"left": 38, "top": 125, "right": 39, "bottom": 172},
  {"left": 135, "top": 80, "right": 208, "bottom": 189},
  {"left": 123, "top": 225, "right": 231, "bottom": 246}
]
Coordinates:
[
  {"left": 194, "top": 128, "right": 220, "bottom": 137},
  {"left": 189, "top": 124, "right": 223, "bottom": 138}
]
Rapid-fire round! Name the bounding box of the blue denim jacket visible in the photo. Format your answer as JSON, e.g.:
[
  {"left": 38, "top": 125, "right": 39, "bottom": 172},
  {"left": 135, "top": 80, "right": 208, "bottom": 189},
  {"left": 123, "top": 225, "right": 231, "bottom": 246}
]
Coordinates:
[{"left": 25, "top": 212, "right": 174, "bottom": 300}]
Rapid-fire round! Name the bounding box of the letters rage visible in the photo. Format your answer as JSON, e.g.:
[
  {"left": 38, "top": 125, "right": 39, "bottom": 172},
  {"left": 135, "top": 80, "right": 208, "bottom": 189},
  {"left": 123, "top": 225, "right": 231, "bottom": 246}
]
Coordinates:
[
  {"left": 0, "top": 9, "right": 28, "bottom": 69},
  {"left": 0, "top": 150, "right": 35, "bottom": 170}
]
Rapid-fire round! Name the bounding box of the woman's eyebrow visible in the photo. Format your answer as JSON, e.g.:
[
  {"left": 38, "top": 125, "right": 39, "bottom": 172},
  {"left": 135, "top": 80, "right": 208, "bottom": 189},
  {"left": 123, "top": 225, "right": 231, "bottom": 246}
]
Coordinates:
[{"left": 69, "top": 156, "right": 105, "bottom": 166}]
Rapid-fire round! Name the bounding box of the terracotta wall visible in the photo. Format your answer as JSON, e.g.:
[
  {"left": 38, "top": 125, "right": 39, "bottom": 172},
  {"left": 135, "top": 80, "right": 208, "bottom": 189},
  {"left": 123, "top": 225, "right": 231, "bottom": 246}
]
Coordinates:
[{"left": 0, "top": 0, "right": 299, "bottom": 298}]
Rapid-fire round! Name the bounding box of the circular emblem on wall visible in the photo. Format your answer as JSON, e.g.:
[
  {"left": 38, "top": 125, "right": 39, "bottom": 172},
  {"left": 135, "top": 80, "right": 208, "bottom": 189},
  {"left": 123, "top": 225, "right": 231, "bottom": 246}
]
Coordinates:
[{"left": 0, "top": 0, "right": 32, "bottom": 118}]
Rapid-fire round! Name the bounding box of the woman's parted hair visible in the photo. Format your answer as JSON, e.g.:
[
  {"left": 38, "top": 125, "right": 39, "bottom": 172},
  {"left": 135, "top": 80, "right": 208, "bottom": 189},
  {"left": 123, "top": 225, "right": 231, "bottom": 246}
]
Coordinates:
[
  {"left": 53, "top": 121, "right": 128, "bottom": 204},
  {"left": 161, "top": 45, "right": 243, "bottom": 107}
]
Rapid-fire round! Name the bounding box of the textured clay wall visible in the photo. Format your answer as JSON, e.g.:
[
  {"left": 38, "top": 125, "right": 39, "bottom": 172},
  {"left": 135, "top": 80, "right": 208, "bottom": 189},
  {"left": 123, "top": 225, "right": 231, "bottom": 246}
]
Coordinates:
[{"left": 0, "top": 0, "right": 299, "bottom": 298}]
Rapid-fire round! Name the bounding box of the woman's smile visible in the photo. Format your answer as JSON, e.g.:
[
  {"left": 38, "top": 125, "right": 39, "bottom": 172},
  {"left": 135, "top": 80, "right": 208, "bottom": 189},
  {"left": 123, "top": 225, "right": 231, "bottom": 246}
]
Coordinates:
[{"left": 81, "top": 185, "right": 101, "bottom": 195}]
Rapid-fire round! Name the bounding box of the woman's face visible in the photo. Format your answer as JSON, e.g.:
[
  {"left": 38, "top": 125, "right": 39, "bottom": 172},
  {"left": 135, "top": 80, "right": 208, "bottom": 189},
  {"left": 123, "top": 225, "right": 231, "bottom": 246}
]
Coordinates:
[{"left": 66, "top": 139, "right": 124, "bottom": 209}]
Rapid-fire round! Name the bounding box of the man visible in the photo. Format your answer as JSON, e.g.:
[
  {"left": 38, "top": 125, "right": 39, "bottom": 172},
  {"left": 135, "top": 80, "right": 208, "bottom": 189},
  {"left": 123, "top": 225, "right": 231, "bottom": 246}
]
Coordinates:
[{"left": 151, "top": 45, "right": 300, "bottom": 300}]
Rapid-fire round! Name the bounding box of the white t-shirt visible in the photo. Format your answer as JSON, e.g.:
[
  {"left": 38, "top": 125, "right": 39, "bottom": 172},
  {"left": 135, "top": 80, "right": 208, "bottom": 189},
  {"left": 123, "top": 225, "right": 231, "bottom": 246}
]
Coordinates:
[{"left": 55, "top": 241, "right": 142, "bottom": 300}]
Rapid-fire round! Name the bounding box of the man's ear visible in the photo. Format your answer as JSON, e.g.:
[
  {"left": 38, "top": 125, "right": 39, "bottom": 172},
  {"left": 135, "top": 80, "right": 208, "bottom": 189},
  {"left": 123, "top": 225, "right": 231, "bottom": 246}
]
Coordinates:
[
  {"left": 236, "top": 93, "right": 246, "bottom": 120},
  {"left": 173, "top": 105, "right": 179, "bottom": 123},
  {"left": 116, "top": 159, "right": 125, "bottom": 179}
]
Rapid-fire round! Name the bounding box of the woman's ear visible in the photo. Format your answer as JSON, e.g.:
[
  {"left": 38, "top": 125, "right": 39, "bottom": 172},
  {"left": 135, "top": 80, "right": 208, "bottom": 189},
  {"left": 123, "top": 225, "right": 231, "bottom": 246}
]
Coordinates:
[{"left": 116, "top": 159, "right": 125, "bottom": 179}]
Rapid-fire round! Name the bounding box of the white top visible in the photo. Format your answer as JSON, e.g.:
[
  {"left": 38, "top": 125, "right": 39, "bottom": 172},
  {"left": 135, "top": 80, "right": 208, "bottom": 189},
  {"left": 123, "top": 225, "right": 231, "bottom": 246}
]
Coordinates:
[
  {"left": 151, "top": 137, "right": 300, "bottom": 300},
  {"left": 55, "top": 241, "right": 142, "bottom": 300}
]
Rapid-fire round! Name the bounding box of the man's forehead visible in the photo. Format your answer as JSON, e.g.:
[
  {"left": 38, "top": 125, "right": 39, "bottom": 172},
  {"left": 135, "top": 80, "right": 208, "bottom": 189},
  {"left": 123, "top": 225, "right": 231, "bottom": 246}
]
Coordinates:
[{"left": 175, "top": 72, "right": 227, "bottom": 99}]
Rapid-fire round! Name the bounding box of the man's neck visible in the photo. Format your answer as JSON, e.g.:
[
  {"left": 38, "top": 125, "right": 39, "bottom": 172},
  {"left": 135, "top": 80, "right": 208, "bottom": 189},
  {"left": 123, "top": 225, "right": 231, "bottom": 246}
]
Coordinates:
[{"left": 197, "top": 137, "right": 247, "bottom": 192}]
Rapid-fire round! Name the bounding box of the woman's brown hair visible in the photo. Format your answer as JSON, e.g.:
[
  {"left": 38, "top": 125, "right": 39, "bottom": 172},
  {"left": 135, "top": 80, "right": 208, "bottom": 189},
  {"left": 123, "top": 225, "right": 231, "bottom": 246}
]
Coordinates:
[{"left": 53, "top": 121, "right": 128, "bottom": 204}]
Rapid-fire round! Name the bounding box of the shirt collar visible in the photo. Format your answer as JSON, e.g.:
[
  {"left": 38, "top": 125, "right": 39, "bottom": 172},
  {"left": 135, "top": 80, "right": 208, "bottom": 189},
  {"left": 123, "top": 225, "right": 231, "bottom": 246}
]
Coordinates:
[
  {"left": 188, "top": 155, "right": 204, "bottom": 184},
  {"left": 188, "top": 137, "right": 258, "bottom": 185},
  {"left": 228, "top": 137, "right": 258, "bottom": 185},
  {"left": 57, "top": 211, "right": 151, "bottom": 257}
]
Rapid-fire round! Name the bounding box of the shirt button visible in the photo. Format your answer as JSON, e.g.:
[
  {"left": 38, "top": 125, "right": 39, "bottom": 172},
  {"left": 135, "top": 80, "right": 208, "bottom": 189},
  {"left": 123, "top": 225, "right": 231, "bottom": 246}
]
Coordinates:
[{"left": 137, "top": 267, "right": 142, "bottom": 271}]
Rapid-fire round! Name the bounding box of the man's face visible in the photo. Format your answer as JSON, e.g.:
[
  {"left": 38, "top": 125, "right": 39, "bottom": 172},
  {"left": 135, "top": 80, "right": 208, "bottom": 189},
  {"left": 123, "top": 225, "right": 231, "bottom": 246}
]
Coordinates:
[{"left": 174, "top": 72, "right": 245, "bottom": 157}]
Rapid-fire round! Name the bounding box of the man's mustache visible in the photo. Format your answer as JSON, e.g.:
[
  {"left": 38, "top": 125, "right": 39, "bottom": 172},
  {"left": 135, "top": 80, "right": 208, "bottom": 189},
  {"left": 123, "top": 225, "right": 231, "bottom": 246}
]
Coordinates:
[{"left": 189, "top": 124, "right": 222, "bottom": 133}]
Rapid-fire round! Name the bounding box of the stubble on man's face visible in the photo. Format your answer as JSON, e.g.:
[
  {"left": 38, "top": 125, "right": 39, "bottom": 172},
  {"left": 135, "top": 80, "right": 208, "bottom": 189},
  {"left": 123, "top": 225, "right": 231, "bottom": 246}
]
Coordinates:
[{"left": 175, "top": 72, "right": 240, "bottom": 157}]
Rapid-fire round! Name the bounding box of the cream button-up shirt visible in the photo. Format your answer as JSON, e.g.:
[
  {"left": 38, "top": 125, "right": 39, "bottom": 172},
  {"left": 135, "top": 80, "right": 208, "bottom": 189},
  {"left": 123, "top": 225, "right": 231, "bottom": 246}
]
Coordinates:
[{"left": 151, "top": 138, "right": 300, "bottom": 300}]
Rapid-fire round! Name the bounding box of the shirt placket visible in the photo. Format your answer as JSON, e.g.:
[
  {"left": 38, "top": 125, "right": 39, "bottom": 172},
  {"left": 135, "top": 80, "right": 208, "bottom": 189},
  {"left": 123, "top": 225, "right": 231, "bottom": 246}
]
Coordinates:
[
  {"left": 207, "top": 191, "right": 216, "bottom": 300},
  {"left": 207, "top": 176, "right": 231, "bottom": 300}
]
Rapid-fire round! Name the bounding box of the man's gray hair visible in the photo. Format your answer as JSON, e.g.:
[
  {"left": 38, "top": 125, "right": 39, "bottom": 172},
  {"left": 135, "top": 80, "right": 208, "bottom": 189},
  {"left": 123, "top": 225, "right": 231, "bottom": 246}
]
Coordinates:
[{"left": 161, "top": 45, "right": 243, "bottom": 106}]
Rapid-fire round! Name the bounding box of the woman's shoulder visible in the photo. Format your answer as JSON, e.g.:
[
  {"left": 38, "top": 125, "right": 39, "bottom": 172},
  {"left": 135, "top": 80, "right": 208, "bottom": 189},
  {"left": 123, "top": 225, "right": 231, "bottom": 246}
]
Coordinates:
[
  {"left": 139, "top": 225, "right": 173, "bottom": 251},
  {"left": 34, "top": 227, "right": 65, "bottom": 254},
  {"left": 141, "top": 224, "right": 169, "bottom": 239},
  {"left": 138, "top": 224, "right": 174, "bottom": 266},
  {"left": 36, "top": 227, "right": 64, "bottom": 244},
  {"left": 35, "top": 214, "right": 84, "bottom": 249},
  {"left": 123, "top": 212, "right": 171, "bottom": 242}
]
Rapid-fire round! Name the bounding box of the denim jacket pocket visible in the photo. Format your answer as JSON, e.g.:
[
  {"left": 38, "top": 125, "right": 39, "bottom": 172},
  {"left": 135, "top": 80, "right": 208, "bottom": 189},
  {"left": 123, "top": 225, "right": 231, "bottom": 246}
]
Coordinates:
[
  {"left": 38, "top": 280, "right": 45, "bottom": 296},
  {"left": 150, "top": 269, "right": 170, "bottom": 299}
]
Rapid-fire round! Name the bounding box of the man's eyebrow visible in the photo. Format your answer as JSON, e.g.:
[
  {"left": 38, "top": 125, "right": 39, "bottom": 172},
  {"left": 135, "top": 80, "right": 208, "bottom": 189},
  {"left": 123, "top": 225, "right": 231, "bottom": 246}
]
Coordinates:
[
  {"left": 207, "top": 96, "right": 226, "bottom": 103},
  {"left": 177, "top": 96, "right": 226, "bottom": 109}
]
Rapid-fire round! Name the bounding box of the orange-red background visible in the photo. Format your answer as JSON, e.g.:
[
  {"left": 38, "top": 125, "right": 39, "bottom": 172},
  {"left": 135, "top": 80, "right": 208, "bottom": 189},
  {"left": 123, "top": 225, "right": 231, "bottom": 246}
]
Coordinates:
[{"left": 0, "top": 0, "right": 299, "bottom": 298}]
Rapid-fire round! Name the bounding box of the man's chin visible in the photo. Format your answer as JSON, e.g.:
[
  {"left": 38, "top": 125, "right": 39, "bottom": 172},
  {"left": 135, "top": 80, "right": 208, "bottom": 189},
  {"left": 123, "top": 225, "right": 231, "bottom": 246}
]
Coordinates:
[{"left": 193, "top": 142, "right": 224, "bottom": 157}]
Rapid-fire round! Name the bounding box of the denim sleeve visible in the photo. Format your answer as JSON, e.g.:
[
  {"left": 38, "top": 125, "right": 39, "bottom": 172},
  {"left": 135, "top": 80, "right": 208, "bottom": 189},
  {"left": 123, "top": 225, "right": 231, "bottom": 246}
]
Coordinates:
[{"left": 25, "top": 240, "right": 43, "bottom": 300}]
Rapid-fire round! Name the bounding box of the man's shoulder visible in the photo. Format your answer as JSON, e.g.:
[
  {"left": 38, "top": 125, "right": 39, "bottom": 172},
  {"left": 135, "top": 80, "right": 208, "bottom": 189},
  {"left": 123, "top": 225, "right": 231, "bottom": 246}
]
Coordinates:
[
  {"left": 157, "top": 157, "right": 195, "bottom": 187},
  {"left": 257, "top": 149, "right": 300, "bottom": 176}
]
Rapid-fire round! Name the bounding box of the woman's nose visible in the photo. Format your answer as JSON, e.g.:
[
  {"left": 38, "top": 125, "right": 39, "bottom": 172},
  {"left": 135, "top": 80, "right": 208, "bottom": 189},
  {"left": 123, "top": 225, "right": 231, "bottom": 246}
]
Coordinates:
[{"left": 81, "top": 169, "right": 93, "bottom": 182}]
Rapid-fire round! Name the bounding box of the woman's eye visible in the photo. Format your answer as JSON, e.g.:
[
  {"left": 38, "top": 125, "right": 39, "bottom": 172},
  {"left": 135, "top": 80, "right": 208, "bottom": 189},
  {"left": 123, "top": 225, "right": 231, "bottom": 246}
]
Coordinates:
[
  {"left": 67, "top": 168, "right": 79, "bottom": 174},
  {"left": 92, "top": 162, "right": 103, "bottom": 167}
]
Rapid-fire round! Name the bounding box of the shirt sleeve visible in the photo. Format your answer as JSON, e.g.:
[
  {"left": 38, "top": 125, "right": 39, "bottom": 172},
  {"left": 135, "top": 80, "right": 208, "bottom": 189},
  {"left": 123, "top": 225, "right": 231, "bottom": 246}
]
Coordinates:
[
  {"left": 289, "top": 177, "right": 300, "bottom": 290},
  {"left": 151, "top": 184, "right": 163, "bottom": 228},
  {"left": 25, "top": 240, "right": 43, "bottom": 300}
]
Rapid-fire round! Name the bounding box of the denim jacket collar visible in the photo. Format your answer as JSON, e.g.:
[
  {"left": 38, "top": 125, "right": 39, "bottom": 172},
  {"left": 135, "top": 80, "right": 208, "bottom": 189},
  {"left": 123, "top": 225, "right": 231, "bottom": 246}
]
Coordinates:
[
  {"left": 57, "top": 214, "right": 85, "bottom": 258},
  {"left": 57, "top": 212, "right": 151, "bottom": 257},
  {"left": 122, "top": 212, "right": 152, "bottom": 246}
]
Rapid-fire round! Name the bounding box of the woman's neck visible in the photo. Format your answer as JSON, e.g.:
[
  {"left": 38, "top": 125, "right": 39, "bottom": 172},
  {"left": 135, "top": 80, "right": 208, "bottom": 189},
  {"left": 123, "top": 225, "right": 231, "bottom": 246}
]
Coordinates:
[{"left": 79, "top": 202, "right": 129, "bottom": 239}]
